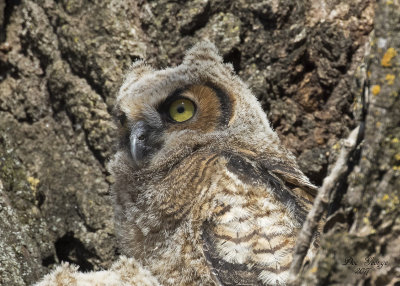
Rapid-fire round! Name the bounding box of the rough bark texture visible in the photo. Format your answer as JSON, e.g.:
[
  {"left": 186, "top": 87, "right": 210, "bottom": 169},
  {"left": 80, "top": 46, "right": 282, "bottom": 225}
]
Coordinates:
[
  {"left": 1, "top": 0, "right": 392, "bottom": 285},
  {"left": 300, "top": 1, "right": 400, "bottom": 285}
]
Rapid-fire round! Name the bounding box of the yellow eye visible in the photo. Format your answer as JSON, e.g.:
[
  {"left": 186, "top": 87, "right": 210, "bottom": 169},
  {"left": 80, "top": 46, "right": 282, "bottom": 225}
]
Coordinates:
[{"left": 169, "top": 98, "right": 195, "bottom": 122}]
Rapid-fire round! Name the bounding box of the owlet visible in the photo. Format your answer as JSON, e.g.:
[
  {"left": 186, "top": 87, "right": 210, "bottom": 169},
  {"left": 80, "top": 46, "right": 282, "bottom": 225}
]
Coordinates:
[{"left": 110, "top": 42, "right": 318, "bottom": 286}]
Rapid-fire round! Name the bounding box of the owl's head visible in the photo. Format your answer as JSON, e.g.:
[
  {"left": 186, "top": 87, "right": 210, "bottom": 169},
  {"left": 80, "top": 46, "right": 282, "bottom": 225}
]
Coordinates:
[{"left": 114, "top": 42, "right": 294, "bottom": 175}]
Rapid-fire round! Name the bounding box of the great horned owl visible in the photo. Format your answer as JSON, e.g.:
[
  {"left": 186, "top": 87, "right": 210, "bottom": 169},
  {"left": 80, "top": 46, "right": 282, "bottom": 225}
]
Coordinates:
[{"left": 110, "top": 42, "right": 317, "bottom": 286}]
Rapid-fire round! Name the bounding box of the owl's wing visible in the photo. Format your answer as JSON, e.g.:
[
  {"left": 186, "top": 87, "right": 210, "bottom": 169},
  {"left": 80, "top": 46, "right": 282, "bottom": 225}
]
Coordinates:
[
  {"left": 261, "top": 158, "right": 318, "bottom": 198},
  {"left": 201, "top": 152, "right": 317, "bottom": 286}
]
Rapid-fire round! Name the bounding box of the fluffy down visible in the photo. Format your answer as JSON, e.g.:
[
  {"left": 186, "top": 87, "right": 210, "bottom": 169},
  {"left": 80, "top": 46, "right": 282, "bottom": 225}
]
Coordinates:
[{"left": 34, "top": 256, "right": 161, "bottom": 286}]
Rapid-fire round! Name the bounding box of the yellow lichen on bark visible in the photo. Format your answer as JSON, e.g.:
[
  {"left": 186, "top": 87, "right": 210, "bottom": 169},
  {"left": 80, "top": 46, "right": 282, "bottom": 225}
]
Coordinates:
[
  {"left": 381, "top": 47, "right": 397, "bottom": 67},
  {"left": 385, "top": 74, "right": 395, "bottom": 85},
  {"left": 27, "top": 176, "right": 40, "bottom": 193},
  {"left": 371, "top": 84, "right": 381, "bottom": 95}
]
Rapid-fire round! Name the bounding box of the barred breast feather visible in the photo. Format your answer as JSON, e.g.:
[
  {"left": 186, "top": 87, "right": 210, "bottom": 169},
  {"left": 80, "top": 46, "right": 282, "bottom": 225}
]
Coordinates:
[{"left": 201, "top": 152, "right": 315, "bottom": 286}]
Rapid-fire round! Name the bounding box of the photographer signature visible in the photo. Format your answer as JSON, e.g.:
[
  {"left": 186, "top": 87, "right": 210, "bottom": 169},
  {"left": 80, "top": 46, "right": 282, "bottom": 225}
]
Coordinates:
[{"left": 342, "top": 256, "right": 390, "bottom": 276}]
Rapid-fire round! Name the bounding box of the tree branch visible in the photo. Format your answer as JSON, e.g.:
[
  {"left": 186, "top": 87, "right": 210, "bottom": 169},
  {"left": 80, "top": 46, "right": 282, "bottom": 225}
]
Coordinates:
[{"left": 288, "top": 125, "right": 361, "bottom": 283}]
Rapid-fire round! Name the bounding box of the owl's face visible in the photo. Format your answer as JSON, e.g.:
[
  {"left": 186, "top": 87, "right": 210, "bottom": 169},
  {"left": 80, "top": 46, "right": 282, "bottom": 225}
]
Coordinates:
[{"left": 114, "top": 42, "right": 283, "bottom": 172}]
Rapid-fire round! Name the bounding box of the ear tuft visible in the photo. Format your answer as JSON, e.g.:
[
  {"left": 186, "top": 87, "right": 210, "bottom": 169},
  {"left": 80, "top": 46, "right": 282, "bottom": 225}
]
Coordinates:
[
  {"left": 124, "top": 60, "right": 154, "bottom": 82},
  {"left": 183, "top": 41, "right": 223, "bottom": 64},
  {"left": 117, "top": 60, "right": 154, "bottom": 102}
]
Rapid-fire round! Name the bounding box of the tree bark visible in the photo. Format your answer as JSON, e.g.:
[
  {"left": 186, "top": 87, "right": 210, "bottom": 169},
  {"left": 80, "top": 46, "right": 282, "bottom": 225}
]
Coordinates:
[
  {"left": 2, "top": 0, "right": 394, "bottom": 285},
  {"left": 298, "top": 1, "right": 400, "bottom": 285}
]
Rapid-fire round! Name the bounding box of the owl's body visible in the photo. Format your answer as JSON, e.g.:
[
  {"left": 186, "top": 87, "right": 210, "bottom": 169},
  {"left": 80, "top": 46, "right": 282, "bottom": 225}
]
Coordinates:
[{"left": 110, "top": 42, "right": 318, "bottom": 286}]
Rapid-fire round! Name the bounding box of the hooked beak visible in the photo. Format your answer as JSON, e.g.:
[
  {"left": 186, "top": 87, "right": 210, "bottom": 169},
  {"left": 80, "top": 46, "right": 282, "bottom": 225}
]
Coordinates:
[
  {"left": 130, "top": 121, "right": 147, "bottom": 168},
  {"left": 129, "top": 121, "right": 162, "bottom": 168}
]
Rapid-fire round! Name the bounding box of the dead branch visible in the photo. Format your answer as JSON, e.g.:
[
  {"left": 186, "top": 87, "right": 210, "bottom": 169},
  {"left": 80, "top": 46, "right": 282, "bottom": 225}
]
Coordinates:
[{"left": 288, "top": 125, "right": 361, "bottom": 284}]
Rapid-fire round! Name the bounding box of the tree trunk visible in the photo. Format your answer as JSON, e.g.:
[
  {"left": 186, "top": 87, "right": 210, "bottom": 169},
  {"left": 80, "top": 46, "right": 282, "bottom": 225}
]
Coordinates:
[
  {"left": 1, "top": 0, "right": 395, "bottom": 285},
  {"left": 299, "top": 1, "right": 400, "bottom": 285}
]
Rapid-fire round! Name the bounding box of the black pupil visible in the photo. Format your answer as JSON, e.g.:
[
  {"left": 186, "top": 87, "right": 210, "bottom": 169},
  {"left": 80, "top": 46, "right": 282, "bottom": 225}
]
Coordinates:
[{"left": 177, "top": 106, "right": 185, "bottom": 113}]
